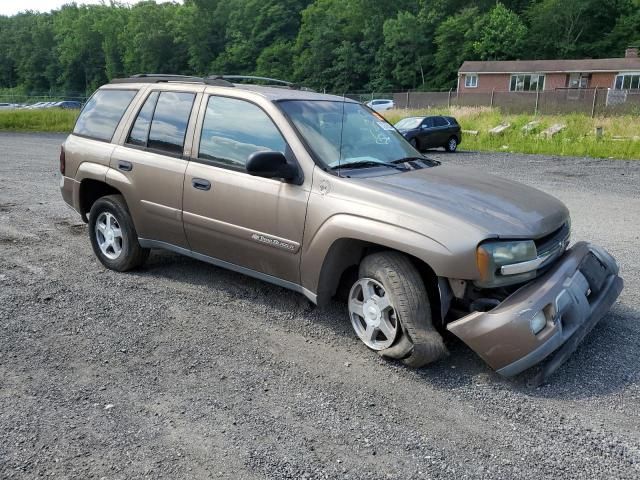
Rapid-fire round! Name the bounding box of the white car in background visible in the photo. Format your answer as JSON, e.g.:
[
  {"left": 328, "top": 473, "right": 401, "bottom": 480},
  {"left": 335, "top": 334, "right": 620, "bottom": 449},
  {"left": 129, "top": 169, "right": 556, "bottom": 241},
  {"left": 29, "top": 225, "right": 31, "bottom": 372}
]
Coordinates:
[{"left": 366, "top": 99, "right": 395, "bottom": 111}]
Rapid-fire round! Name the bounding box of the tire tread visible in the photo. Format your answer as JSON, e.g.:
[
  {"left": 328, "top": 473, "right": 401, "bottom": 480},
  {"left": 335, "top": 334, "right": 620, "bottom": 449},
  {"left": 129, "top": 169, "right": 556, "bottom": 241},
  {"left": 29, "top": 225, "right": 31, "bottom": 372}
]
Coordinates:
[{"left": 359, "top": 252, "right": 447, "bottom": 368}]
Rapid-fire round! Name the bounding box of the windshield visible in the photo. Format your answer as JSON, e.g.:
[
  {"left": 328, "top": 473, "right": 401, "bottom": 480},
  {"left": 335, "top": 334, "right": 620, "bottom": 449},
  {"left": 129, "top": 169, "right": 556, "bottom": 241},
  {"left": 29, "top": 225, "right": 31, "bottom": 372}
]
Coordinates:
[
  {"left": 279, "top": 100, "right": 418, "bottom": 170},
  {"left": 394, "top": 117, "right": 423, "bottom": 130}
]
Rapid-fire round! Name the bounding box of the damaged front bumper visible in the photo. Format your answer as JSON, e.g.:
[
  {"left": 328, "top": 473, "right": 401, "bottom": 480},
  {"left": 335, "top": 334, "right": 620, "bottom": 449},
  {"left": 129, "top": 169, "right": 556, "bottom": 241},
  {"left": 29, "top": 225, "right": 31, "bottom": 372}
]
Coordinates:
[{"left": 447, "top": 242, "right": 623, "bottom": 381}]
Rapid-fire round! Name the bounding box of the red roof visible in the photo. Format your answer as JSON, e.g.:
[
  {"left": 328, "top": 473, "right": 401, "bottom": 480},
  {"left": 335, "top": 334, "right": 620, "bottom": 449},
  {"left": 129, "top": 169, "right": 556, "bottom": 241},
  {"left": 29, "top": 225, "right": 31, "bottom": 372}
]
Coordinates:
[{"left": 459, "top": 58, "right": 640, "bottom": 74}]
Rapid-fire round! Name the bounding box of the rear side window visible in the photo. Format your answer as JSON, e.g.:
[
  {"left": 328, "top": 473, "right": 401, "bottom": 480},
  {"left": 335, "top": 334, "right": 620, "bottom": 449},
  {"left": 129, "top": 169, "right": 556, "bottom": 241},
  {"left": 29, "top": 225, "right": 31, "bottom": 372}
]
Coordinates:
[
  {"left": 147, "top": 92, "right": 195, "bottom": 155},
  {"left": 198, "top": 96, "right": 286, "bottom": 168},
  {"left": 73, "top": 89, "right": 137, "bottom": 141},
  {"left": 127, "top": 91, "right": 159, "bottom": 147}
]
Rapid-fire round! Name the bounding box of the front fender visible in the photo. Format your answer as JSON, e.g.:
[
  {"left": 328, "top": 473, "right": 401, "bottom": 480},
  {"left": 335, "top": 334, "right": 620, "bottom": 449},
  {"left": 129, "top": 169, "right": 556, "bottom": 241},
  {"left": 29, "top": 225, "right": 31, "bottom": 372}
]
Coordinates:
[{"left": 301, "top": 213, "right": 477, "bottom": 298}]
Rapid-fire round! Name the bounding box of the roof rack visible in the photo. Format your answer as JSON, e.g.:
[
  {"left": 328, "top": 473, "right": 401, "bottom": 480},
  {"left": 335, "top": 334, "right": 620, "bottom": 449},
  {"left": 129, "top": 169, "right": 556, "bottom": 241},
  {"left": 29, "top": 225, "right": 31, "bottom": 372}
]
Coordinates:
[
  {"left": 110, "top": 74, "right": 235, "bottom": 87},
  {"left": 208, "top": 75, "right": 298, "bottom": 88},
  {"left": 109, "top": 73, "right": 312, "bottom": 91}
]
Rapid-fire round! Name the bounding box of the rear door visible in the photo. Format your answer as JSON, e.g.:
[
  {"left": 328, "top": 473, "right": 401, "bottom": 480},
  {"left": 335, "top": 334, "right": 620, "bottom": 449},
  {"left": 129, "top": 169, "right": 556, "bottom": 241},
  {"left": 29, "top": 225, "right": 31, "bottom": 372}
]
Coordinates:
[
  {"left": 108, "top": 87, "right": 202, "bottom": 248},
  {"left": 182, "top": 94, "right": 309, "bottom": 283}
]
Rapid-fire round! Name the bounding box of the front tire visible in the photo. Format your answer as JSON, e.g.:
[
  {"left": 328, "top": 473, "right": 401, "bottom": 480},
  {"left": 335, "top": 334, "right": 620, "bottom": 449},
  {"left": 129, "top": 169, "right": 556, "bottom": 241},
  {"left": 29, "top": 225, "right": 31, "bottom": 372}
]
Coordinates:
[
  {"left": 409, "top": 137, "right": 420, "bottom": 151},
  {"left": 348, "top": 252, "right": 448, "bottom": 367},
  {"left": 88, "top": 194, "right": 149, "bottom": 272}
]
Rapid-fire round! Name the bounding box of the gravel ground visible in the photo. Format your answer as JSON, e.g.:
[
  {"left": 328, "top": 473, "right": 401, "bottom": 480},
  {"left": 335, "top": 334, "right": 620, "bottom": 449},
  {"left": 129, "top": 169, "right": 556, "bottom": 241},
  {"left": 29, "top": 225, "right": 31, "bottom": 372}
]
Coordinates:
[{"left": 1, "top": 132, "right": 639, "bottom": 479}]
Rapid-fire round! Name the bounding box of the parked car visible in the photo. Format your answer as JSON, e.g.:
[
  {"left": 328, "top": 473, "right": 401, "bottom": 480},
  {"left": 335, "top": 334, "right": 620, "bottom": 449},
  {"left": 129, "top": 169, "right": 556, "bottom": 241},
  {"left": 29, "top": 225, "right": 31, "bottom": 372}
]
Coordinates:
[
  {"left": 53, "top": 100, "right": 83, "bottom": 109},
  {"left": 395, "top": 115, "right": 462, "bottom": 152},
  {"left": 366, "top": 98, "right": 395, "bottom": 111},
  {"left": 59, "top": 74, "right": 623, "bottom": 382},
  {"left": 24, "top": 101, "right": 52, "bottom": 109}
]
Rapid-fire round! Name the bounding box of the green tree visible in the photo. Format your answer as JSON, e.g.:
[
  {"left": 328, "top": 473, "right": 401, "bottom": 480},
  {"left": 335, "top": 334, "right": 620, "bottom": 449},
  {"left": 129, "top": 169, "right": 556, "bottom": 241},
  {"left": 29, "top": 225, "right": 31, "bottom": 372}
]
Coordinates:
[
  {"left": 433, "top": 8, "right": 481, "bottom": 89},
  {"left": 11, "top": 13, "right": 60, "bottom": 92},
  {"left": 375, "top": 11, "right": 431, "bottom": 90},
  {"left": 212, "top": 0, "right": 311, "bottom": 75},
  {"left": 474, "top": 2, "right": 527, "bottom": 60},
  {"left": 175, "top": 0, "right": 231, "bottom": 75},
  {"left": 526, "top": 0, "right": 633, "bottom": 58},
  {"left": 54, "top": 5, "right": 107, "bottom": 93},
  {"left": 120, "top": 1, "right": 189, "bottom": 75}
]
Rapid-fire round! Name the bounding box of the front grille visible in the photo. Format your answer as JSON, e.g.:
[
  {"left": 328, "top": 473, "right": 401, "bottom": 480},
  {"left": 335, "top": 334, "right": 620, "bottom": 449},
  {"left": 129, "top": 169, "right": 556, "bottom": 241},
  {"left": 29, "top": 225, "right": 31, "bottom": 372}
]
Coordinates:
[{"left": 535, "top": 222, "right": 570, "bottom": 269}]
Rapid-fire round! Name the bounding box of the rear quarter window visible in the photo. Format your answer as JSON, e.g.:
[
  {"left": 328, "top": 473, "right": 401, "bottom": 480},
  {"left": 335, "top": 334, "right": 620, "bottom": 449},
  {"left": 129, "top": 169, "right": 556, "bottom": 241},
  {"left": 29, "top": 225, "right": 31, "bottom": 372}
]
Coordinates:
[{"left": 73, "top": 89, "right": 137, "bottom": 142}]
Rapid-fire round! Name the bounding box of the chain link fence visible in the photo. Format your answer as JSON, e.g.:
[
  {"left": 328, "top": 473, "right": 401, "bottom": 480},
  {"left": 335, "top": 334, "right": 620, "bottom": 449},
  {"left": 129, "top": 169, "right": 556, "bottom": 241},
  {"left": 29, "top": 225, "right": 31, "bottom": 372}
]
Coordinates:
[
  {"left": 0, "top": 93, "right": 87, "bottom": 108},
  {"left": 3, "top": 89, "right": 639, "bottom": 116},
  {"left": 387, "top": 88, "right": 640, "bottom": 116}
]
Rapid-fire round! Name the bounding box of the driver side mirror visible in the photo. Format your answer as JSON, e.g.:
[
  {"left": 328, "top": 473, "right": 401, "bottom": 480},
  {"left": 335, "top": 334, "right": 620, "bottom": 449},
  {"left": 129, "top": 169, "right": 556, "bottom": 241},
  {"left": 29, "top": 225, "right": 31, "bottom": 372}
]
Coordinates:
[
  {"left": 421, "top": 124, "right": 429, "bottom": 130},
  {"left": 246, "top": 151, "right": 300, "bottom": 183}
]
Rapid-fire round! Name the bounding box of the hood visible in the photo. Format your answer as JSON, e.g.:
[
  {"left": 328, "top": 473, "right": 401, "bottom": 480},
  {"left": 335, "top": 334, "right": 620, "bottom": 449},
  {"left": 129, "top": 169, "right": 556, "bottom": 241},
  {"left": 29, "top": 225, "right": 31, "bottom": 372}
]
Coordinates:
[{"left": 361, "top": 164, "right": 569, "bottom": 238}]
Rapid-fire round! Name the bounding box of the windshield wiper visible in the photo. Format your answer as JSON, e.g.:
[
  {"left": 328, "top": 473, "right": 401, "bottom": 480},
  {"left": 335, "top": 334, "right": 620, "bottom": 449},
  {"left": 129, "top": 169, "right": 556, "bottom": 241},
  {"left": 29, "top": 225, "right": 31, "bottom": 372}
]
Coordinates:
[
  {"left": 330, "top": 160, "right": 409, "bottom": 171},
  {"left": 392, "top": 156, "right": 441, "bottom": 166}
]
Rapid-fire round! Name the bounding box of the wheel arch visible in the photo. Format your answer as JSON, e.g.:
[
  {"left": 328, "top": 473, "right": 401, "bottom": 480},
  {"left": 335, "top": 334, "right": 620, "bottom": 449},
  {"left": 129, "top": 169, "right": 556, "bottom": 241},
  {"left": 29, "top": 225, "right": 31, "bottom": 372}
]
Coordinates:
[
  {"left": 78, "top": 178, "right": 123, "bottom": 222},
  {"left": 314, "top": 237, "right": 444, "bottom": 328}
]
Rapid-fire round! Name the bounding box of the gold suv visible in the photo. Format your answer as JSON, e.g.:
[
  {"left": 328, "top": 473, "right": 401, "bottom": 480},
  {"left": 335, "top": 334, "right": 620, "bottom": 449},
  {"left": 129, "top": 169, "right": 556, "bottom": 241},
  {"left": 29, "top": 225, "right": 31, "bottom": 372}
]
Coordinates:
[{"left": 60, "top": 75, "right": 623, "bottom": 383}]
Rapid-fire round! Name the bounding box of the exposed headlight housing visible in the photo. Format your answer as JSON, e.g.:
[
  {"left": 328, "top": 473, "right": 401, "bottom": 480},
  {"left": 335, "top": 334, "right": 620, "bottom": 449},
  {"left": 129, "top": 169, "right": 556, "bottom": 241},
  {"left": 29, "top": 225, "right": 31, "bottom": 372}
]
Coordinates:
[
  {"left": 529, "top": 310, "right": 547, "bottom": 335},
  {"left": 476, "top": 240, "right": 537, "bottom": 287}
]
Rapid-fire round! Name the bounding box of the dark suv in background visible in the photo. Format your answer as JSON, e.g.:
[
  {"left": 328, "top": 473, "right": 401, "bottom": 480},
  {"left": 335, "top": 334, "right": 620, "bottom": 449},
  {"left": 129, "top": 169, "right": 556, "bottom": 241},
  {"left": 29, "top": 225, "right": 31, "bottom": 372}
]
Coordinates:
[{"left": 395, "top": 115, "right": 462, "bottom": 152}]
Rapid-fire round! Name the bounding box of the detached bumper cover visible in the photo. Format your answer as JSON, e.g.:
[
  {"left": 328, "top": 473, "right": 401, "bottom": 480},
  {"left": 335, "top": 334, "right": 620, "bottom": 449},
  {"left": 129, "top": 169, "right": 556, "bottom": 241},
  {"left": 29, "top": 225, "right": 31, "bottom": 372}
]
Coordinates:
[{"left": 447, "top": 242, "right": 623, "bottom": 379}]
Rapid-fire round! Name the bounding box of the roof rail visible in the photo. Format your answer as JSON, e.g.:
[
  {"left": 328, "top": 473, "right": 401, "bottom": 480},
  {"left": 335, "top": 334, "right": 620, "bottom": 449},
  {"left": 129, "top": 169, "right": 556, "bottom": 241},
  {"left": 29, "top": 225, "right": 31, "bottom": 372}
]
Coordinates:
[
  {"left": 208, "top": 75, "right": 291, "bottom": 86},
  {"left": 207, "top": 75, "right": 305, "bottom": 90},
  {"left": 110, "top": 74, "right": 235, "bottom": 87},
  {"left": 109, "top": 73, "right": 311, "bottom": 90}
]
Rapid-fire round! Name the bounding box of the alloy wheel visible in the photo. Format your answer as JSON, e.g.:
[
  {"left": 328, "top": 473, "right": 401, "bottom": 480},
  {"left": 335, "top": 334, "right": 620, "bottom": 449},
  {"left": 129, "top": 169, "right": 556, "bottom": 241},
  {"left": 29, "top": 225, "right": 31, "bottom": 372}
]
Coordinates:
[
  {"left": 348, "top": 278, "right": 399, "bottom": 350},
  {"left": 95, "top": 211, "right": 124, "bottom": 260}
]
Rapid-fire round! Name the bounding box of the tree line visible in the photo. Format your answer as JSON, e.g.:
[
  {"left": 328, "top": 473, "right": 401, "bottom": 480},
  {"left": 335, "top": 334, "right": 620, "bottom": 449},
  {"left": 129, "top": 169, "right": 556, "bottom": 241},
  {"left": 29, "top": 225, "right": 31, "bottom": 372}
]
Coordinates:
[{"left": 0, "top": 0, "right": 638, "bottom": 96}]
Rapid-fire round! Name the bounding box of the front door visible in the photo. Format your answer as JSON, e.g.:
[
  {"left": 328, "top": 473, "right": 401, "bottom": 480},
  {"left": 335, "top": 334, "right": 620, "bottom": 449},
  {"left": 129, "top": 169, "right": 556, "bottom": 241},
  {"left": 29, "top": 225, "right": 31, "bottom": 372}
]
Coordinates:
[
  {"left": 431, "top": 116, "right": 451, "bottom": 146},
  {"left": 109, "top": 89, "right": 200, "bottom": 248},
  {"left": 182, "top": 95, "right": 309, "bottom": 283},
  {"left": 419, "top": 117, "right": 437, "bottom": 148}
]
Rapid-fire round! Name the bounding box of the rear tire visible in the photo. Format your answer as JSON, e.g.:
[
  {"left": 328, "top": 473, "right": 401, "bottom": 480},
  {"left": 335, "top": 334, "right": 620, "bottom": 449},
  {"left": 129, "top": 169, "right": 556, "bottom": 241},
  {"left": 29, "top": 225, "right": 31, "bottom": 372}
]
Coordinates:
[
  {"left": 88, "top": 194, "right": 149, "bottom": 272},
  {"left": 445, "top": 136, "right": 458, "bottom": 153},
  {"left": 348, "top": 251, "right": 448, "bottom": 368}
]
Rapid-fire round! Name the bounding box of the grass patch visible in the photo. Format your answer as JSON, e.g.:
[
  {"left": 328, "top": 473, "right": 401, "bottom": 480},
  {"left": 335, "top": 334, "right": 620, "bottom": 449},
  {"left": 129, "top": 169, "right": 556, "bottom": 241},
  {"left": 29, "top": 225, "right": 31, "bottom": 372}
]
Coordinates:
[
  {"left": 383, "top": 107, "right": 640, "bottom": 160},
  {"left": 0, "top": 108, "right": 78, "bottom": 133}
]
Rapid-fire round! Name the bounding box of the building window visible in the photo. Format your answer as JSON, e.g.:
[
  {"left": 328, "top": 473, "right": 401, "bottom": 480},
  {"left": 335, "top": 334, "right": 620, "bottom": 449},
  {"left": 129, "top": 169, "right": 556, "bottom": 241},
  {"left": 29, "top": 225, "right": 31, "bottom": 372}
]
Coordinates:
[
  {"left": 614, "top": 73, "right": 640, "bottom": 90},
  {"left": 464, "top": 74, "right": 478, "bottom": 88},
  {"left": 509, "top": 74, "right": 545, "bottom": 92},
  {"left": 568, "top": 73, "right": 589, "bottom": 89}
]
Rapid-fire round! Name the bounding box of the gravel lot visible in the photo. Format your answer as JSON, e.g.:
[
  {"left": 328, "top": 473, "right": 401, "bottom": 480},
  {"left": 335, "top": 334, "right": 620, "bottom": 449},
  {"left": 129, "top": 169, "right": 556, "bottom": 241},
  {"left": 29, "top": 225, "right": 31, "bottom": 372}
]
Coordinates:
[{"left": 1, "top": 132, "right": 639, "bottom": 479}]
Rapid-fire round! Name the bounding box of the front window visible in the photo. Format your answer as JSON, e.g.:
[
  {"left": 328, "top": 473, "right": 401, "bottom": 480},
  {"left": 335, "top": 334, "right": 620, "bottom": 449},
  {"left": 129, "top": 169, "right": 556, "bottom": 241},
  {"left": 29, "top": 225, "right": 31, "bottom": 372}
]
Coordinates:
[
  {"left": 199, "top": 96, "right": 286, "bottom": 168},
  {"left": 465, "top": 74, "right": 478, "bottom": 88},
  {"left": 394, "top": 117, "right": 423, "bottom": 130},
  {"left": 279, "top": 100, "right": 418, "bottom": 170},
  {"left": 614, "top": 73, "right": 640, "bottom": 90},
  {"left": 510, "top": 74, "right": 545, "bottom": 92}
]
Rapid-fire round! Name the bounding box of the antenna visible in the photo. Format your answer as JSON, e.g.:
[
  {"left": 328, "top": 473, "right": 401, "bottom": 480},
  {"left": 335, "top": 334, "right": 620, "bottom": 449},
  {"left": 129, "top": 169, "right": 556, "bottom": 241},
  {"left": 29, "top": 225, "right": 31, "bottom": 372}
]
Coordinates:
[{"left": 337, "top": 91, "right": 347, "bottom": 177}]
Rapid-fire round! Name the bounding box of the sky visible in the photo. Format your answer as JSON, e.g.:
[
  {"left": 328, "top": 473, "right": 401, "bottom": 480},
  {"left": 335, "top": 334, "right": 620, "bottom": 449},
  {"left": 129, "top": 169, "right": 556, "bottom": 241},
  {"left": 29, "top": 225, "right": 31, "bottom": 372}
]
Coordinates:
[{"left": 0, "top": 1, "right": 182, "bottom": 16}]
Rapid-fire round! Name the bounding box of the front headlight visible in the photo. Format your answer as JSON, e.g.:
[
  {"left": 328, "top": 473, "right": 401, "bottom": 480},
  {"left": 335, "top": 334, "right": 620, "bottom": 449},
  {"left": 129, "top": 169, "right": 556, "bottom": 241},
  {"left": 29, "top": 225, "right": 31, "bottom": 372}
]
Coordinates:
[{"left": 476, "top": 240, "right": 537, "bottom": 287}]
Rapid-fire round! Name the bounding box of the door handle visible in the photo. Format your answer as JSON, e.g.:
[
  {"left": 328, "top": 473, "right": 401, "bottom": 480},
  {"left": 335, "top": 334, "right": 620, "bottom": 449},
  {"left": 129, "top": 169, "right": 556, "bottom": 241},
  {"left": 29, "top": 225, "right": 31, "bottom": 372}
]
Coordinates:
[
  {"left": 118, "top": 161, "right": 133, "bottom": 172},
  {"left": 192, "top": 178, "right": 211, "bottom": 191}
]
